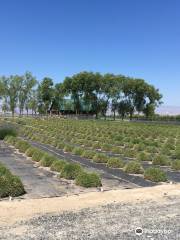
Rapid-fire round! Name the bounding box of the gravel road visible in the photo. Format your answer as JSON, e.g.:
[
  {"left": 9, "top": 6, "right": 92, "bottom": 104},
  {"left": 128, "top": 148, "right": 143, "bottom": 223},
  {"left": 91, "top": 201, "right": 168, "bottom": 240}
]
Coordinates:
[{"left": 0, "top": 194, "right": 179, "bottom": 240}]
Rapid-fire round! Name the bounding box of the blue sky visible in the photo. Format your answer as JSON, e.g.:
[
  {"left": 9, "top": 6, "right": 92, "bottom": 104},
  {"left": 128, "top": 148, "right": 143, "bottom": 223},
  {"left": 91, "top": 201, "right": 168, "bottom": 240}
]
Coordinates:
[{"left": 0, "top": 0, "right": 179, "bottom": 106}]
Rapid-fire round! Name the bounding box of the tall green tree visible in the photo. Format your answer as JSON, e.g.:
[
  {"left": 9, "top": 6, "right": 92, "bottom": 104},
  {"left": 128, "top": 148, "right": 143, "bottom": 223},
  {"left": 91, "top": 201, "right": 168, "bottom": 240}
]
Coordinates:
[
  {"left": 38, "top": 77, "right": 54, "bottom": 114},
  {"left": 143, "top": 103, "right": 155, "bottom": 119},
  {"left": 50, "top": 83, "right": 65, "bottom": 114},
  {"left": 3, "top": 75, "right": 22, "bottom": 116},
  {"left": 26, "top": 90, "right": 38, "bottom": 115},
  {"left": 18, "top": 72, "right": 37, "bottom": 115}
]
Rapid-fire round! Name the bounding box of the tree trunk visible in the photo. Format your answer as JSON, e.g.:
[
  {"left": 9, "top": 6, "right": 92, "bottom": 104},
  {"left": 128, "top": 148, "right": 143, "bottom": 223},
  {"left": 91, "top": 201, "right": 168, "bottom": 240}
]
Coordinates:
[
  {"left": 130, "top": 112, "right": 133, "bottom": 121},
  {"left": 113, "top": 111, "right": 116, "bottom": 121}
]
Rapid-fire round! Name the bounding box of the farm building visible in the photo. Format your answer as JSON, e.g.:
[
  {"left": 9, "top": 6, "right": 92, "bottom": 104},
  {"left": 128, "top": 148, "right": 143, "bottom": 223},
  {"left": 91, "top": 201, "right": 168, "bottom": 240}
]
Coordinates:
[{"left": 49, "top": 98, "right": 94, "bottom": 115}]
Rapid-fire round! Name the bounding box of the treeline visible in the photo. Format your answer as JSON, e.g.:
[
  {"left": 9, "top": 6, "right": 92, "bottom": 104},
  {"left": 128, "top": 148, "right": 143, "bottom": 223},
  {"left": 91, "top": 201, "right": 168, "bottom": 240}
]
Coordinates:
[
  {"left": 0, "top": 71, "right": 162, "bottom": 119},
  {"left": 132, "top": 114, "right": 180, "bottom": 122}
]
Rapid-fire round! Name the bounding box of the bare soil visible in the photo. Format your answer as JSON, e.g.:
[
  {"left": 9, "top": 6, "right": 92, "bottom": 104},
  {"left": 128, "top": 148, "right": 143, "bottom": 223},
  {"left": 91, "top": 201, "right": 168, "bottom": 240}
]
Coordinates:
[{"left": 0, "top": 184, "right": 180, "bottom": 239}]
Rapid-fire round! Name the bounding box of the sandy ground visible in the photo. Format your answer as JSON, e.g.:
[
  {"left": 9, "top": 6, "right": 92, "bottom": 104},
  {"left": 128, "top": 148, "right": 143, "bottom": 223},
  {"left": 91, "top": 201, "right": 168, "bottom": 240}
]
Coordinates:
[
  {"left": 0, "top": 184, "right": 180, "bottom": 239},
  {"left": 0, "top": 184, "right": 180, "bottom": 226}
]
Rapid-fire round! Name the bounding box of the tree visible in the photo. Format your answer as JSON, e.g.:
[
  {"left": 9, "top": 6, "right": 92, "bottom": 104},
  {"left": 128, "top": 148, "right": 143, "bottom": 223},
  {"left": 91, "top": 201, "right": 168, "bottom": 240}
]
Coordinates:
[
  {"left": 0, "top": 76, "right": 8, "bottom": 113},
  {"left": 104, "top": 75, "right": 124, "bottom": 120},
  {"left": 117, "top": 100, "right": 130, "bottom": 120},
  {"left": 143, "top": 103, "right": 155, "bottom": 119},
  {"left": 50, "top": 83, "right": 66, "bottom": 114},
  {"left": 26, "top": 90, "right": 38, "bottom": 115},
  {"left": 18, "top": 72, "right": 37, "bottom": 115},
  {"left": 63, "top": 75, "right": 82, "bottom": 114},
  {"left": 82, "top": 72, "right": 102, "bottom": 117},
  {"left": 0, "top": 77, "right": 6, "bottom": 97},
  {"left": 120, "top": 78, "right": 135, "bottom": 120},
  {"left": 99, "top": 99, "right": 108, "bottom": 119},
  {"left": 0, "top": 71, "right": 162, "bottom": 118},
  {"left": 38, "top": 78, "right": 54, "bottom": 114},
  {"left": 3, "top": 75, "right": 22, "bottom": 116},
  {"left": 63, "top": 72, "right": 103, "bottom": 117},
  {"left": 2, "top": 100, "right": 9, "bottom": 113}
]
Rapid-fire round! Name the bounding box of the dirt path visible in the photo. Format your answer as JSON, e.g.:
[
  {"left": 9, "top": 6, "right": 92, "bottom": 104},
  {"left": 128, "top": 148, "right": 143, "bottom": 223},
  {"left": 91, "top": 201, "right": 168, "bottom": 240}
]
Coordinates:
[
  {"left": 0, "top": 184, "right": 179, "bottom": 226},
  {"left": 0, "top": 184, "right": 180, "bottom": 239}
]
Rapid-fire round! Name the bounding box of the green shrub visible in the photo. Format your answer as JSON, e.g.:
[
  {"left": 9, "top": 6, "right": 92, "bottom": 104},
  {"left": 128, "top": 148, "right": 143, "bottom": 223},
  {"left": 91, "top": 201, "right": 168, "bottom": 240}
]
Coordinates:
[
  {"left": 164, "top": 142, "right": 175, "bottom": 150},
  {"left": 101, "top": 144, "right": 112, "bottom": 151},
  {"left": 171, "top": 160, "right": 180, "bottom": 171},
  {"left": 124, "top": 161, "right": 144, "bottom": 174},
  {"left": 32, "top": 149, "right": 45, "bottom": 162},
  {"left": 0, "top": 174, "right": 25, "bottom": 198},
  {"left": 4, "top": 135, "right": 16, "bottom": 144},
  {"left": 75, "top": 139, "right": 84, "bottom": 146},
  {"left": 72, "top": 147, "right": 84, "bottom": 156},
  {"left": 4, "top": 135, "right": 11, "bottom": 142},
  {"left": 0, "top": 163, "right": 11, "bottom": 176},
  {"left": 106, "top": 157, "right": 125, "bottom": 168},
  {"left": 135, "top": 143, "right": 145, "bottom": 151},
  {"left": 25, "top": 147, "right": 37, "bottom": 157},
  {"left": 174, "top": 148, "right": 180, "bottom": 159},
  {"left": 144, "top": 167, "right": 167, "bottom": 182},
  {"left": 152, "top": 155, "right": 171, "bottom": 166},
  {"left": 51, "top": 140, "right": 58, "bottom": 147},
  {"left": 111, "top": 146, "right": 123, "bottom": 154},
  {"left": 57, "top": 142, "right": 65, "bottom": 150},
  {"left": 146, "top": 146, "right": 159, "bottom": 154},
  {"left": 137, "top": 152, "right": 151, "bottom": 161},
  {"left": 114, "top": 141, "right": 124, "bottom": 147},
  {"left": 75, "top": 172, "right": 102, "bottom": 187},
  {"left": 92, "top": 142, "right": 101, "bottom": 149},
  {"left": 1, "top": 174, "right": 25, "bottom": 197},
  {"left": 93, "top": 153, "right": 109, "bottom": 163},
  {"left": 16, "top": 119, "right": 26, "bottom": 125},
  {"left": 0, "top": 127, "right": 17, "bottom": 140},
  {"left": 125, "top": 142, "right": 134, "bottom": 149},
  {"left": 60, "top": 163, "right": 82, "bottom": 180},
  {"left": 50, "top": 160, "right": 67, "bottom": 172},
  {"left": 40, "top": 154, "right": 57, "bottom": 167},
  {"left": 63, "top": 144, "right": 74, "bottom": 153},
  {"left": 16, "top": 140, "right": 31, "bottom": 153},
  {"left": 124, "top": 149, "right": 137, "bottom": 158},
  {"left": 160, "top": 147, "right": 171, "bottom": 156},
  {"left": 81, "top": 150, "right": 96, "bottom": 159},
  {"left": 114, "top": 135, "right": 124, "bottom": 141}
]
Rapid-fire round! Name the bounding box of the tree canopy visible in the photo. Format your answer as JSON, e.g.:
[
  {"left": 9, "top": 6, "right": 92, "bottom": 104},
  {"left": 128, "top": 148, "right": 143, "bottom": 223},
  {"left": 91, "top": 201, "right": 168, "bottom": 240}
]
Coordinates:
[{"left": 0, "top": 71, "right": 162, "bottom": 119}]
